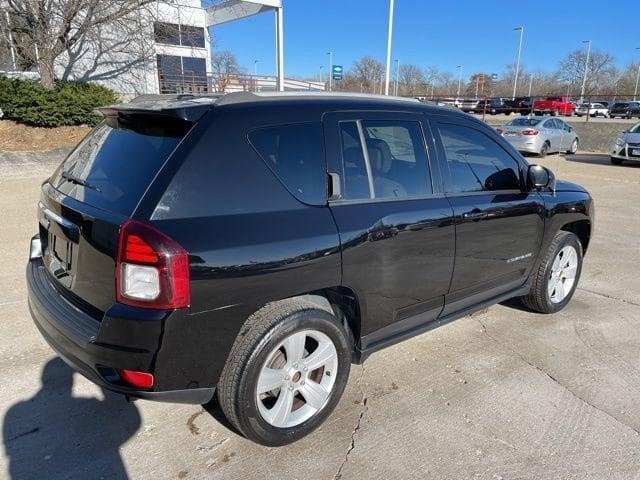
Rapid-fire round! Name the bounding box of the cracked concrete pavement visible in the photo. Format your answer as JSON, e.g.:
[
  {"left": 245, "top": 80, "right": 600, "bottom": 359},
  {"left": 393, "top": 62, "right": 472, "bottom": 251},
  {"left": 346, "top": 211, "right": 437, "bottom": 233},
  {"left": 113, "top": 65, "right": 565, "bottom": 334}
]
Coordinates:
[{"left": 0, "top": 150, "right": 639, "bottom": 479}]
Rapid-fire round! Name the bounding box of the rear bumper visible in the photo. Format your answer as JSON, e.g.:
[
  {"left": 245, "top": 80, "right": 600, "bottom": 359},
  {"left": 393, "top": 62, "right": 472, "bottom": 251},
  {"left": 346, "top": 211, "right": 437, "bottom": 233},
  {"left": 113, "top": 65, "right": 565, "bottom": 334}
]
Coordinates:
[{"left": 26, "top": 254, "right": 214, "bottom": 404}]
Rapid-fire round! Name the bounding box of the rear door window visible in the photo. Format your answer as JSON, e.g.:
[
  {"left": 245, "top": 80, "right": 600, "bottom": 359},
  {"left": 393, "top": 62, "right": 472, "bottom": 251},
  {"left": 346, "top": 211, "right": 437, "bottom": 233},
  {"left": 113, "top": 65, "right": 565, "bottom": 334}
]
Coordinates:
[
  {"left": 50, "top": 122, "right": 187, "bottom": 215},
  {"left": 248, "top": 123, "right": 326, "bottom": 205}
]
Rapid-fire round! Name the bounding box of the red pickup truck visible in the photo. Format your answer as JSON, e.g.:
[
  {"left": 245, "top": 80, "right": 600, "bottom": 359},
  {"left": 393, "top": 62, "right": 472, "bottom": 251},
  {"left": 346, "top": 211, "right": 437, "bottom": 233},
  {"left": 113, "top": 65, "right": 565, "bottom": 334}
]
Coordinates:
[{"left": 532, "top": 96, "right": 576, "bottom": 116}]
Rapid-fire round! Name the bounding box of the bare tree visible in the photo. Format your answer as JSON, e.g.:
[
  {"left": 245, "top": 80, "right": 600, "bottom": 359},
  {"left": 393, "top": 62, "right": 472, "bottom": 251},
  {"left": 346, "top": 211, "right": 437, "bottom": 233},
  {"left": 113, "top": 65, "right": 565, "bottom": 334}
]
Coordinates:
[
  {"left": 0, "top": 0, "right": 160, "bottom": 89},
  {"left": 211, "top": 50, "right": 240, "bottom": 93},
  {"left": 556, "top": 48, "right": 617, "bottom": 95},
  {"left": 352, "top": 56, "right": 385, "bottom": 93},
  {"left": 398, "top": 64, "right": 424, "bottom": 96}
]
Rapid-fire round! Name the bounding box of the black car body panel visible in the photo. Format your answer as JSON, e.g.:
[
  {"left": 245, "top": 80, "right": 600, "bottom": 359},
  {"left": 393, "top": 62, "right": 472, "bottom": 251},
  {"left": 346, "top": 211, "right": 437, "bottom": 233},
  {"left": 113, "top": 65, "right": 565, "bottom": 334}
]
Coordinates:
[{"left": 26, "top": 92, "right": 594, "bottom": 402}]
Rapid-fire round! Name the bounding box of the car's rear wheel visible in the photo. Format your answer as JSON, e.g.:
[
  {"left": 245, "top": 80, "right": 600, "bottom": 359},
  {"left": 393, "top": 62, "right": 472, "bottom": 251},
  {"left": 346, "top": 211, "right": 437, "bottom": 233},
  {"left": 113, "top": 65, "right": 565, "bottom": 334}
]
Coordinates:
[
  {"left": 538, "top": 142, "right": 550, "bottom": 158},
  {"left": 521, "top": 231, "right": 583, "bottom": 314},
  {"left": 566, "top": 138, "right": 578, "bottom": 154},
  {"left": 610, "top": 156, "right": 623, "bottom": 165},
  {"left": 216, "top": 298, "right": 352, "bottom": 446}
]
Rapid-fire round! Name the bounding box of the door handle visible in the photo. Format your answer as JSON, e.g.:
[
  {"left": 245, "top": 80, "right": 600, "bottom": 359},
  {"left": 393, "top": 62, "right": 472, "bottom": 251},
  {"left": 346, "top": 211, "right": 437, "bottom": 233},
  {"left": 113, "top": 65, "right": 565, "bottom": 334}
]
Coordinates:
[{"left": 462, "top": 210, "right": 488, "bottom": 221}]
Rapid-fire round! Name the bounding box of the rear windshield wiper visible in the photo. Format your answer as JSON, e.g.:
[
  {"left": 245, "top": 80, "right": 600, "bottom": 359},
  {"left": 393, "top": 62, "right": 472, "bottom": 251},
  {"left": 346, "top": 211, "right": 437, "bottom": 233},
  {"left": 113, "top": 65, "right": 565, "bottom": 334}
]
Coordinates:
[{"left": 61, "top": 170, "right": 101, "bottom": 192}]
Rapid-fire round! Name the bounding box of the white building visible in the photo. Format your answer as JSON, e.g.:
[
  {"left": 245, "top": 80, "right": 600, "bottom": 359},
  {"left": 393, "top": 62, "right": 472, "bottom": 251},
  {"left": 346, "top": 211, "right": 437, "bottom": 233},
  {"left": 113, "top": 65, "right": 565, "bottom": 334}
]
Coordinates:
[{"left": 2, "top": 1, "right": 212, "bottom": 96}]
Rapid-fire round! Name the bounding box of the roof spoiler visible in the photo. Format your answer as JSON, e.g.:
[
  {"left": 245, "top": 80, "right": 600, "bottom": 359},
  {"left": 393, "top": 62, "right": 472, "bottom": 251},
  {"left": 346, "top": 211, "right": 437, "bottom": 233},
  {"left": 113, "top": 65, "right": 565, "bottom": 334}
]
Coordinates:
[{"left": 96, "top": 95, "right": 219, "bottom": 124}]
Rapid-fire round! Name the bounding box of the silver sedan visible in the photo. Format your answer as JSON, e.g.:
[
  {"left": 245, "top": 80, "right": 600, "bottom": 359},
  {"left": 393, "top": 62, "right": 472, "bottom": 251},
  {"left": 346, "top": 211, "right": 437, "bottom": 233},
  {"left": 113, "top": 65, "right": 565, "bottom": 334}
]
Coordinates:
[
  {"left": 497, "top": 116, "right": 579, "bottom": 157},
  {"left": 610, "top": 121, "right": 640, "bottom": 165}
]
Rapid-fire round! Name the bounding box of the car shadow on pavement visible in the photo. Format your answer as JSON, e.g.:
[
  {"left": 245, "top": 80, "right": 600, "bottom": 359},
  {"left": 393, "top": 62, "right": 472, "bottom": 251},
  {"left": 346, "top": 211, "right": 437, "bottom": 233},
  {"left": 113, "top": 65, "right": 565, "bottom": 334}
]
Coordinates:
[
  {"left": 564, "top": 153, "right": 640, "bottom": 167},
  {"left": 2, "top": 358, "right": 141, "bottom": 480}
]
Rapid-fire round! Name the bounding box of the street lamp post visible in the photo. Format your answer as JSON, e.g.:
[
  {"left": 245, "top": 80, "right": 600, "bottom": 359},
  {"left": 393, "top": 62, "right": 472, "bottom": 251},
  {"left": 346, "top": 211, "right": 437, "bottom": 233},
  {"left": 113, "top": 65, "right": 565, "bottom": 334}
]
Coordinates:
[
  {"left": 327, "top": 51, "right": 333, "bottom": 92},
  {"left": 394, "top": 59, "right": 400, "bottom": 96},
  {"left": 456, "top": 65, "right": 463, "bottom": 100},
  {"left": 634, "top": 47, "right": 640, "bottom": 102},
  {"left": 253, "top": 60, "right": 259, "bottom": 76},
  {"left": 384, "top": 0, "right": 395, "bottom": 95},
  {"left": 528, "top": 74, "right": 533, "bottom": 97},
  {"left": 580, "top": 40, "right": 592, "bottom": 103},
  {"left": 513, "top": 26, "right": 524, "bottom": 99}
]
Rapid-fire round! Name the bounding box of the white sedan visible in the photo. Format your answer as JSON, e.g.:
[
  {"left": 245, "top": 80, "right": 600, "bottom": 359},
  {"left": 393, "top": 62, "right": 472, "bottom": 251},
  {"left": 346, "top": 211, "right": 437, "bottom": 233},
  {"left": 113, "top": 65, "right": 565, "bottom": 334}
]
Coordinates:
[{"left": 575, "top": 103, "right": 609, "bottom": 117}]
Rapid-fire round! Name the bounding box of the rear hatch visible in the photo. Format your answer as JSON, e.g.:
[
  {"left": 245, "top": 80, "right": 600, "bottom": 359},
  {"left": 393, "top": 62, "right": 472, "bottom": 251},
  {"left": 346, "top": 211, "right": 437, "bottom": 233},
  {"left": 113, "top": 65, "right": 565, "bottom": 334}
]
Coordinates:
[
  {"left": 37, "top": 96, "right": 213, "bottom": 314},
  {"left": 500, "top": 118, "right": 543, "bottom": 138}
]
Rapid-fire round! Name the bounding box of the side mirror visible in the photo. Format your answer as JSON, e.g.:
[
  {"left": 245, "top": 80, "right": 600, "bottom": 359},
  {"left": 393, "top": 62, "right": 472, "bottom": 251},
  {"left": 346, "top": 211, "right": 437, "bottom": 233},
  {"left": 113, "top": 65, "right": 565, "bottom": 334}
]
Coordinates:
[{"left": 528, "top": 164, "right": 555, "bottom": 191}]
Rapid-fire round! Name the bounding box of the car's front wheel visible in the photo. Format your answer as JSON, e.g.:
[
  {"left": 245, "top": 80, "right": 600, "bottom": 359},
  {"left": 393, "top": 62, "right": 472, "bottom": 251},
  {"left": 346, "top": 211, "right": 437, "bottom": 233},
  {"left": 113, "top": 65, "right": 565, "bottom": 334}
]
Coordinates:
[
  {"left": 216, "top": 298, "right": 352, "bottom": 446},
  {"left": 522, "top": 231, "right": 583, "bottom": 314}
]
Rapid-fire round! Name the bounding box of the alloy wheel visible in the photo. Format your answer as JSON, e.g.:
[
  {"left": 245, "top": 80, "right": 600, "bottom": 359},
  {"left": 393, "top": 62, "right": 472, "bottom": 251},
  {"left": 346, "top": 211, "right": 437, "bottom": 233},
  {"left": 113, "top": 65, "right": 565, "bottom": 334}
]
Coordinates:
[
  {"left": 256, "top": 329, "right": 338, "bottom": 428},
  {"left": 548, "top": 245, "right": 578, "bottom": 303}
]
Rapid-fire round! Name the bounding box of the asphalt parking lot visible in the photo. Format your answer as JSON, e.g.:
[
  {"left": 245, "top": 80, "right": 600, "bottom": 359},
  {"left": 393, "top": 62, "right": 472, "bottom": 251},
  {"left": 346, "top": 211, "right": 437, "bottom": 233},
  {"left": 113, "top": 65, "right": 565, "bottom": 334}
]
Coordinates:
[{"left": 1, "top": 150, "right": 639, "bottom": 480}]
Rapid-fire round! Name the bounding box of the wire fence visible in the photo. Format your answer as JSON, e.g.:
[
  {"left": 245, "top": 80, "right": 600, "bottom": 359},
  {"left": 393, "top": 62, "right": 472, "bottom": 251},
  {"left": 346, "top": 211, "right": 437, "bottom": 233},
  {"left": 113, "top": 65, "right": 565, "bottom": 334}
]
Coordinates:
[{"left": 413, "top": 94, "right": 640, "bottom": 123}]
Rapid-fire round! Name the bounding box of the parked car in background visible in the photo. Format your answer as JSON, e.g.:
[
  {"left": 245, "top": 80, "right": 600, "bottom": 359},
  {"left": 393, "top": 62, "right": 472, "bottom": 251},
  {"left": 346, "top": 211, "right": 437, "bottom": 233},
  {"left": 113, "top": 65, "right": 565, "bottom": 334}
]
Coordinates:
[
  {"left": 497, "top": 116, "right": 579, "bottom": 157},
  {"left": 474, "top": 98, "right": 514, "bottom": 115},
  {"left": 609, "top": 102, "right": 640, "bottom": 119},
  {"left": 504, "top": 96, "right": 533, "bottom": 115},
  {"left": 460, "top": 98, "right": 480, "bottom": 112},
  {"left": 26, "top": 92, "right": 593, "bottom": 446},
  {"left": 533, "top": 96, "right": 576, "bottom": 116},
  {"left": 575, "top": 102, "right": 609, "bottom": 117},
  {"left": 610, "top": 121, "right": 640, "bottom": 164}
]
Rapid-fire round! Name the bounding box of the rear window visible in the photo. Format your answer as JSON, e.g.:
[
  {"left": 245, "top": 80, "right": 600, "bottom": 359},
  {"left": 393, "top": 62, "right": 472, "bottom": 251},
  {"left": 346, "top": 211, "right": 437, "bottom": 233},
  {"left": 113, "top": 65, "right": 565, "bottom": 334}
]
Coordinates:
[
  {"left": 50, "top": 121, "right": 186, "bottom": 215},
  {"left": 507, "top": 118, "right": 541, "bottom": 127},
  {"left": 613, "top": 103, "right": 628, "bottom": 108},
  {"left": 248, "top": 123, "right": 326, "bottom": 205}
]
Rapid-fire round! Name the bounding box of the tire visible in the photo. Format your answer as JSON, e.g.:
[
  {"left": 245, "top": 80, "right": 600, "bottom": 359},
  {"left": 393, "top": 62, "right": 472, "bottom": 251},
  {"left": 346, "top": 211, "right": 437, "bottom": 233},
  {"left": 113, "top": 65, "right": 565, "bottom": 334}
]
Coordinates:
[
  {"left": 566, "top": 138, "right": 578, "bottom": 155},
  {"left": 216, "top": 298, "right": 352, "bottom": 446},
  {"left": 610, "top": 156, "right": 623, "bottom": 165},
  {"left": 538, "top": 142, "right": 550, "bottom": 158},
  {"left": 521, "top": 231, "right": 583, "bottom": 314}
]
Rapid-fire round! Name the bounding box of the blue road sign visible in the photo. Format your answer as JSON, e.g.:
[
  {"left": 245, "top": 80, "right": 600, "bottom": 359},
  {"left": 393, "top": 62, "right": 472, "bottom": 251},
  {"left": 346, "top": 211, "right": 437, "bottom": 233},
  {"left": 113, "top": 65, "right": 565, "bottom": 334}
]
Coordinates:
[
  {"left": 332, "top": 65, "right": 343, "bottom": 80},
  {"left": 491, "top": 73, "right": 499, "bottom": 80}
]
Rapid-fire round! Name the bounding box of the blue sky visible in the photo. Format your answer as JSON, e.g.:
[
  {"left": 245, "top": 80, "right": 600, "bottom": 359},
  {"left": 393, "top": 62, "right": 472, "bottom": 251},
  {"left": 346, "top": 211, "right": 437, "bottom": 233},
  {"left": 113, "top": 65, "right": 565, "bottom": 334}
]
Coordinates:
[{"left": 208, "top": 0, "right": 640, "bottom": 79}]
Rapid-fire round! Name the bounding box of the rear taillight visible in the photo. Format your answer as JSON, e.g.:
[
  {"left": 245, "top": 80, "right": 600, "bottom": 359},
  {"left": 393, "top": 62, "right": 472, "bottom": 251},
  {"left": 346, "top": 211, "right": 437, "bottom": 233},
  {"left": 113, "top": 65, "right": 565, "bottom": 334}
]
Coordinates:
[
  {"left": 116, "top": 219, "right": 190, "bottom": 309},
  {"left": 117, "top": 368, "right": 154, "bottom": 389},
  {"left": 522, "top": 129, "right": 539, "bottom": 136}
]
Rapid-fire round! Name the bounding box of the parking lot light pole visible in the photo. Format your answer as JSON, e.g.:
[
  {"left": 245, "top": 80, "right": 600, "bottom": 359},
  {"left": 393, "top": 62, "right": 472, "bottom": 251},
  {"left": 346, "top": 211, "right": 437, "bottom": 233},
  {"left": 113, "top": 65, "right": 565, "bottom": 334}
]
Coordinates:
[
  {"left": 528, "top": 74, "right": 533, "bottom": 97},
  {"left": 634, "top": 47, "right": 640, "bottom": 102},
  {"left": 513, "top": 26, "right": 524, "bottom": 100},
  {"left": 327, "top": 51, "right": 332, "bottom": 92},
  {"left": 384, "top": 0, "right": 395, "bottom": 95},
  {"left": 580, "top": 40, "right": 591, "bottom": 103},
  {"left": 456, "top": 65, "right": 463, "bottom": 100}
]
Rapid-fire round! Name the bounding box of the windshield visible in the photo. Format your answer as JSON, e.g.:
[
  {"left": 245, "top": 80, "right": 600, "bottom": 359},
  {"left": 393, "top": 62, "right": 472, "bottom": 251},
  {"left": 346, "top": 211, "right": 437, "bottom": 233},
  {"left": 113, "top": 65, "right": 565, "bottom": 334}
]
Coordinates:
[
  {"left": 506, "top": 118, "right": 542, "bottom": 127},
  {"left": 50, "top": 121, "right": 187, "bottom": 215}
]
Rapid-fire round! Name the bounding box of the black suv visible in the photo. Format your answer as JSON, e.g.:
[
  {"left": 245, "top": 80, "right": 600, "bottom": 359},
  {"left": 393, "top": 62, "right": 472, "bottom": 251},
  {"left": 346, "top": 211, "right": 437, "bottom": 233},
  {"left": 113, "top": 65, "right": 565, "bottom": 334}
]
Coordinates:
[
  {"left": 27, "top": 92, "right": 593, "bottom": 446},
  {"left": 610, "top": 101, "right": 640, "bottom": 119}
]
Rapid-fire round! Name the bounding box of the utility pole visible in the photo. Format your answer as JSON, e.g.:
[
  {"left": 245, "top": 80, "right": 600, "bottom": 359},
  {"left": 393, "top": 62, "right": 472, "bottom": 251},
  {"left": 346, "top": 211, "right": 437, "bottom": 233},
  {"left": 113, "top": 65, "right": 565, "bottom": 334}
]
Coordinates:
[
  {"left": 275, "top": 5, "right": 284, "bottom": 91},
  {"left": 456, "top": 65, "right": 463, "bottom": 100},
  {"left": 634, "top": 47, "right": 640, "bottom": 102},
  {"left": 327, "top": 51, "right": 332, "bottom": 92},
  {"left": 513, "top": 26, "right": 524, "bottom": 99},
  {"left": 394, "top": 59, "right": 400, "bottom": 96},
  {"left": 384, "top": 0, "right": 395, "bottom": 95},
  {"left": 254, "top": 60, "right": 259, "bottom": 76},
  {"left": 580, "top": 40, "right": 592, "bottom": 102}
]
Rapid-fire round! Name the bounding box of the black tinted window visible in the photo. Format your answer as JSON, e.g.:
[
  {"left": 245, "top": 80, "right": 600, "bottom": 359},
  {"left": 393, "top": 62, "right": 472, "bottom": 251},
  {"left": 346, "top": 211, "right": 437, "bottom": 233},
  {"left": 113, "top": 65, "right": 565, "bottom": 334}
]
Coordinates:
[
  {"left": 339, "top": 122, "right": 370, "bottom": 200},
  {"left": 180, "top": 25, "right": 205, "bottom": 48},
  {"left": 154, "top": 22, "right": 181, "bottom": 45},
  {"left": 438, "top": 123, "right": 521, "bottom": 193},
  {"left": 51, "top": 122, "right": 185, "bottom": 215},
  {"left": 362, "top": 121, "right": 431, "bottom": 198},
  {"left": 249, "top": 123, "right": 326, "bottom": 205}
]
